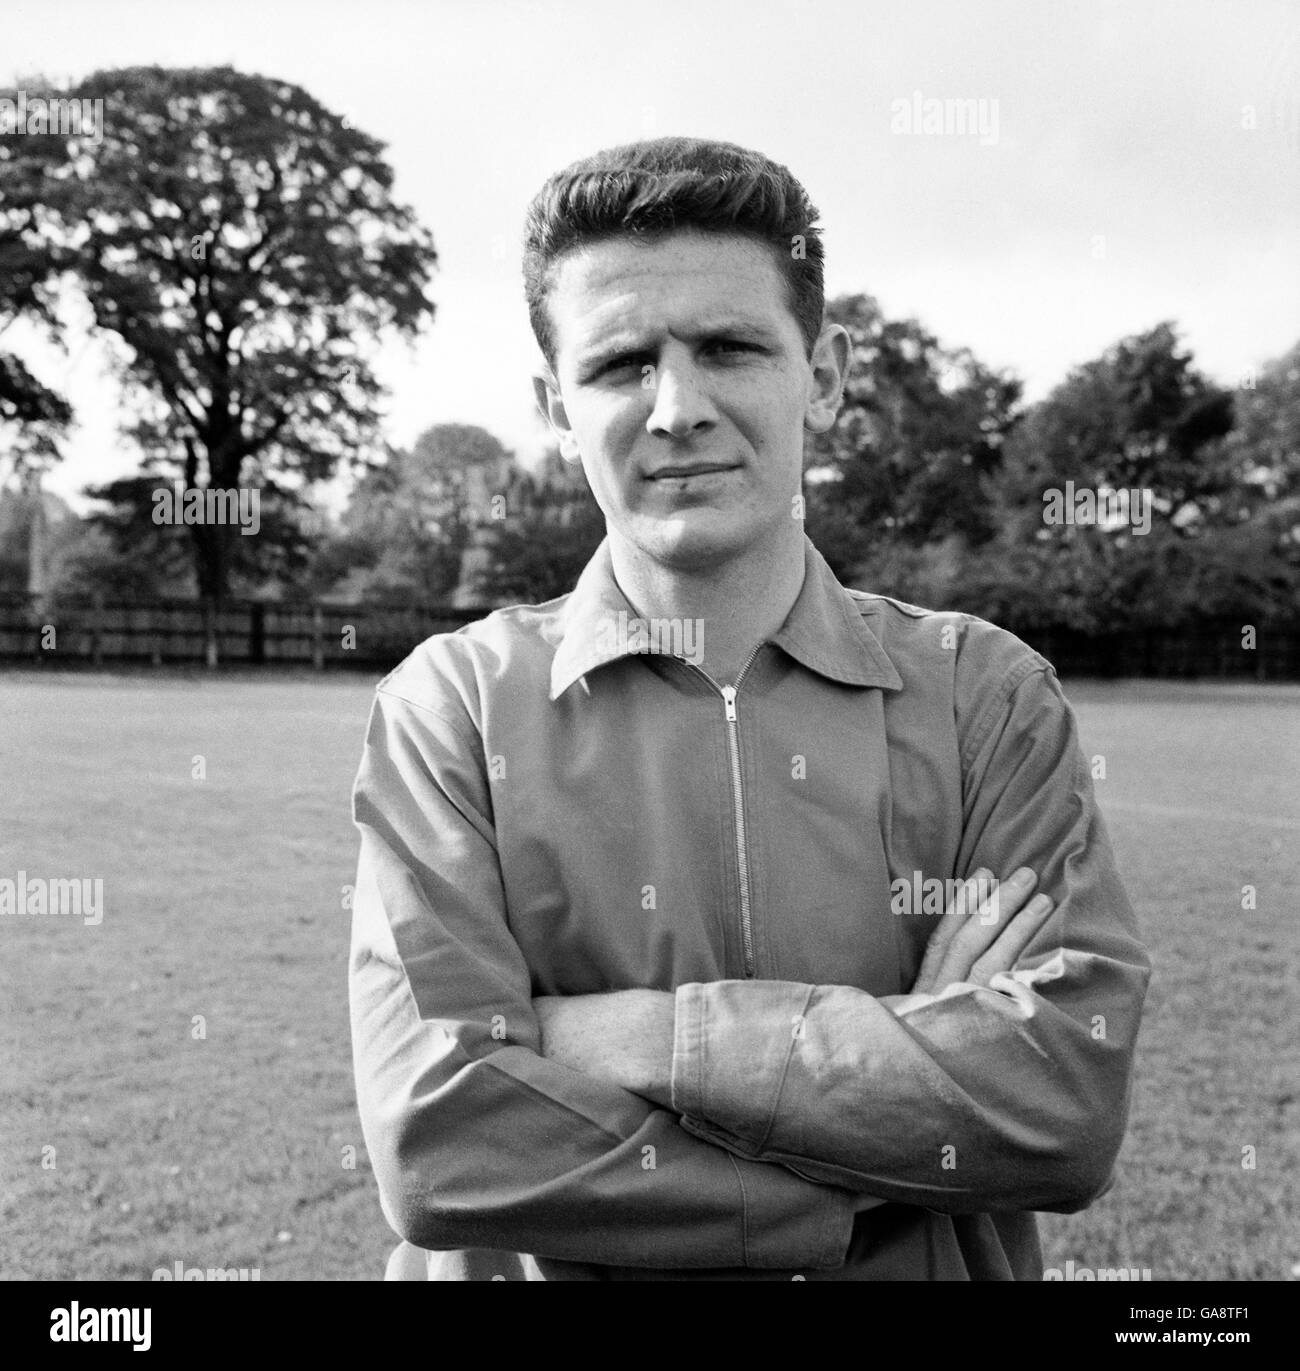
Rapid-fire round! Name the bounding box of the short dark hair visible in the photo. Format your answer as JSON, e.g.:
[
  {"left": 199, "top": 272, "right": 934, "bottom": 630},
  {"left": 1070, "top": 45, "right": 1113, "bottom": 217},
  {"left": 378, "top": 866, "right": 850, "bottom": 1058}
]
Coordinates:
[{"left": 522, "top": 136, "right": 825, "bottom": 373}]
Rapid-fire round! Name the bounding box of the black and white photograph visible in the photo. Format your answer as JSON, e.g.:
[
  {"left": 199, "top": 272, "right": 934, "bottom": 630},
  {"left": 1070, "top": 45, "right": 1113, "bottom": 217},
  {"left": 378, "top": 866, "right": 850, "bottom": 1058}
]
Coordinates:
[{"left": 1, "top": 0, "right": 1296, "bottom": 1334}]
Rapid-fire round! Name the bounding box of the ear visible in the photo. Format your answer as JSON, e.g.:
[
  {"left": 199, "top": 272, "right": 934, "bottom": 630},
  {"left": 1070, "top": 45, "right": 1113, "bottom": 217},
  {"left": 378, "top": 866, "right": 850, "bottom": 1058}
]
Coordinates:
[
  {"left": 803, "top": 323, "right": 851, "bottom": 434},
  {"left": 532, "top": 369, "right": 583, "bottom": 462}
]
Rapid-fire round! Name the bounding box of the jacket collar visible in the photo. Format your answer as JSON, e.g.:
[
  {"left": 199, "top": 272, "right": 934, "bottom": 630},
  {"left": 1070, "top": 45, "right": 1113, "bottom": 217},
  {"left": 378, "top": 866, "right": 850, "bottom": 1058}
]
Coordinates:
[{"left": 549, "top": 535, "right": 903, "bottom": 700}]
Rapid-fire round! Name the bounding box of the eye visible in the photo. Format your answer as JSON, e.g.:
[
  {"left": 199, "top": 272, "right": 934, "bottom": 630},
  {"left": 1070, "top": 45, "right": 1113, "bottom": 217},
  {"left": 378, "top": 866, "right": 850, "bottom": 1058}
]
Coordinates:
[
  {"left": 707, "top": 339, "right": 759, "bottom": 357},
  {"left": 587, "top": 353, "right": 647, "bottom": 382}
]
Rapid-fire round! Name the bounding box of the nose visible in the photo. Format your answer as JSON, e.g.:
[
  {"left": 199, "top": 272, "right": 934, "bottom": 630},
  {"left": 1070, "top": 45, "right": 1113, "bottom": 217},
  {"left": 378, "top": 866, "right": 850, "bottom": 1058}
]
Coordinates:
[{"left": 646, "top": 354, "right": 717, "bottom": 440}]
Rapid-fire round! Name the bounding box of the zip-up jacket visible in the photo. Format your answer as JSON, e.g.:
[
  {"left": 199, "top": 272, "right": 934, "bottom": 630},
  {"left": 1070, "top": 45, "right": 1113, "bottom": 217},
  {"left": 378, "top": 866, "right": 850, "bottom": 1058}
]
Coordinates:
[{"left": 348, "top": 535, "right": 1151, "bottom": 1279}]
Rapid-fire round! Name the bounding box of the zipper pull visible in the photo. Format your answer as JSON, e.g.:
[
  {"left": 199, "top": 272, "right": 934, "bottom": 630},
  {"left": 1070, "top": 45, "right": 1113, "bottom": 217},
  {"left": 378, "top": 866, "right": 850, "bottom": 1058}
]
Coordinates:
[{"left": 721, "top": 685, "right": 738, "bottom": 722}]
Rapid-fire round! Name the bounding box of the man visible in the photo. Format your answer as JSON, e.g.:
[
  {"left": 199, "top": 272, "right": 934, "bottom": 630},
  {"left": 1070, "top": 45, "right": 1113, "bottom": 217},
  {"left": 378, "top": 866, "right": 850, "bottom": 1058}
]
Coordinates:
[{"left": 348, "top": 136, "right": 1151, "bottom": 1280}]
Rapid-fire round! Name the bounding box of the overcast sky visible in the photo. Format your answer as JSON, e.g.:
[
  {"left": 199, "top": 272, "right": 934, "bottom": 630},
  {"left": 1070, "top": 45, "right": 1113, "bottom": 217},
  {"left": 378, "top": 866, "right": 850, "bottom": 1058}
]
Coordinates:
[{"left": 5, "top": 0, "right": 1298, "bottom": 509}]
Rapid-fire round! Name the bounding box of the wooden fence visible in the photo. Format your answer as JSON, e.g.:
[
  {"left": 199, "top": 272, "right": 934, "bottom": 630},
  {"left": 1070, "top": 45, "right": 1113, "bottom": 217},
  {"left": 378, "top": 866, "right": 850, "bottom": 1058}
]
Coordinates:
[
  {"left": 0, "top": 593, "right": 1297, "bottom": 679},
  {"left": 1013, "top": 622, "right": 1300, "bottom": 681},
  {"left": 0, "top": 594, "right": 486, "bottom": 670}
]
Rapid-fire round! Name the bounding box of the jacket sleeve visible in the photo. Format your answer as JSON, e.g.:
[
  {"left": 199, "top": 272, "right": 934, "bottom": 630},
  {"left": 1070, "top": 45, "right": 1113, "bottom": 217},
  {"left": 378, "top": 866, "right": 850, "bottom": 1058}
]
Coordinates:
[
  {"left": 349, "top": 683, "right": 859, "bottom": 1269},
  {"left": 670, "top": 663, "right": 1152, "bottom": 1214}
]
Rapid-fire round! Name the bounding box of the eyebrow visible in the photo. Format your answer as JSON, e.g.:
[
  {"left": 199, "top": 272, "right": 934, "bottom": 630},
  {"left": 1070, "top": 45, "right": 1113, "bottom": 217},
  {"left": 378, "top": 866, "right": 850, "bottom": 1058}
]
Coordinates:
[{"left": 576, "top": 320, "right": 781, "bottom": 368}]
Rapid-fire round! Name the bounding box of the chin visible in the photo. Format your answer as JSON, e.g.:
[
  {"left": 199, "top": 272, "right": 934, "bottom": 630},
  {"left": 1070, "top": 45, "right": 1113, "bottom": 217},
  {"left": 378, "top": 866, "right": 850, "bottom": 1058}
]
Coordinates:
[{"left": 626, "top": 509, "right": 759, "bottom": 571}]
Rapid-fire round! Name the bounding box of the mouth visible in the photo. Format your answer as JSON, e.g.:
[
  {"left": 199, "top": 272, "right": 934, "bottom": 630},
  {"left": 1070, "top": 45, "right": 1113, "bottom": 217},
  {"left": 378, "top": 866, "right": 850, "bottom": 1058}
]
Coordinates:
[{"left": 644, "top": 463, "right": 742, "bottom": 481}]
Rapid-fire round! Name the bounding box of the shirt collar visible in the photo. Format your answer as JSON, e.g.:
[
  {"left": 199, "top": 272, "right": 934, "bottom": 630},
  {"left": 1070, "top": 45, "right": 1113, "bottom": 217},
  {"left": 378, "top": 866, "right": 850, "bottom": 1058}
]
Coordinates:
[{"left": 549, "top": 535, "right": 903, "bottom": 700}]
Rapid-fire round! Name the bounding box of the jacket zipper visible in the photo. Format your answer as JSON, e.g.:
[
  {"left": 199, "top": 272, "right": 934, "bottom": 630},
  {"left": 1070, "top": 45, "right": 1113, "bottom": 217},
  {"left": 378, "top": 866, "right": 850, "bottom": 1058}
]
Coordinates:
[{"left": 681, "top": 644, "right": 764, "bottom": 978}]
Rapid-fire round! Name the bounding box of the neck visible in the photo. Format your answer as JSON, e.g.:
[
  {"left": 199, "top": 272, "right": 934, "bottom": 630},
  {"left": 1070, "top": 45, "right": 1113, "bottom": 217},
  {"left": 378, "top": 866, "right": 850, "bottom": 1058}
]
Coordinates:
[{"left": 608, "top": 525, "right": 807, "bottom": 685}]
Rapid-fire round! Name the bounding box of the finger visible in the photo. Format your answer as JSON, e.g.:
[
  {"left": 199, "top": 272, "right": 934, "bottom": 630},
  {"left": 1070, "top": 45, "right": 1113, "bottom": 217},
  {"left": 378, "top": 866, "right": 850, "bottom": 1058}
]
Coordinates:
[
  {"left": 914, "top": 869, "right": 991, "bottom": 983},
  {"left": 928, "top": 867, "right": 1039, "bottom": 991},
  {"left": 970, "top": 892, "right": 1057, "bottom": 985},
  {"left": 913, "top": 868, "right": 995, "bottom": 994}
]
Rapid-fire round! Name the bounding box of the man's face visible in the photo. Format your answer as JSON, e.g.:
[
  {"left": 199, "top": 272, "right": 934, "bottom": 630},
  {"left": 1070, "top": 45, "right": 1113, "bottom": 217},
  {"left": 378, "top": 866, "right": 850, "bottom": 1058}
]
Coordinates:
[{"left": 534, "top": 229, "right": 846, "bottom": 572}]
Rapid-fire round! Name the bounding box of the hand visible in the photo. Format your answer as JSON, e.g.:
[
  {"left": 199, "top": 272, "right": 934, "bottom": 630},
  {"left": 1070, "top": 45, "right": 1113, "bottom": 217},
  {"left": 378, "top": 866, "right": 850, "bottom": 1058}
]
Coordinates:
[
  {"left": 533, "top": 989, "right": 676, "bottom": 1108},
  {"left": 884, "top": 867, "right": 1056, "bottom": 1013}
]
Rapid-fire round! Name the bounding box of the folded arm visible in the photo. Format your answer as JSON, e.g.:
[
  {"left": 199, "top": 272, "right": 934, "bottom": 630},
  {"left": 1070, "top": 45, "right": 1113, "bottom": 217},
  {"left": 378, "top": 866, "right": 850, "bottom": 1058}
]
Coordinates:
[
  {"left": 349, "top": 686, "right": 859, "bottom": 1269},
  {"left": 667, "top": 665, "right": 1151, "bottom": 1213},
  {"left": 536, "top": 666, "right": 1150, "bottom": 1216}
]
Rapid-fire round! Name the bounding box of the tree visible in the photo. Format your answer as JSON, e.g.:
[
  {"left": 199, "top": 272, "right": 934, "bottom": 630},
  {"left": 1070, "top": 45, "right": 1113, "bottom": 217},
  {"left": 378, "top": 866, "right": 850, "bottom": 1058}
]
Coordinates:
[
  {"left": 1210, "top": 339, "right": 1300, "bottom": 616},
  {"left": 4, "top": 66, "right": 437, "bottom": 638},
  {"left": 965, "top": 324, "right": 1267, "bottom": 634},
  {"left": 0, "top": 96, "right": 73, "bottom": 471},
  {"left": 81, "top": 469, "right": 311, "bottom": 602},
  {"left": 0, "top": 355, "right": 71, "bottom": 468},
  {"left": 1225, "top": 341, "right": 1300, "bottom": 515},
  {"left": 472, "top": 449, "right": 605, "bottom": 604},
  {"left": 43, "top": 518, "right": 192, "bottom": 604},
  {"left": 0, "top": 485, "right": 130, "bottom": 602},
  {"left": 323, "top": 429, "right": 606, "bottom": 608},
  {"left": 317, "top": 423, "right": 514, "bottom": 603},
  {"left": 803, "top": 294, "right": 1022, "bottom": 583},
  {"left": 1000, "top": 323, "right": 1236, "bottom": 529}
]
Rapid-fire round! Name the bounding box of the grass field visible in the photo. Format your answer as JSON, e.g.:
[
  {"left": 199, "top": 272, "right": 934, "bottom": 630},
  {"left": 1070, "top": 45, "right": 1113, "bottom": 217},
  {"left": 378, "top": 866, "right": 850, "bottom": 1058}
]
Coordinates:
[{"left": 2, "top": 670, "right": 1296, "bottom": 1280}]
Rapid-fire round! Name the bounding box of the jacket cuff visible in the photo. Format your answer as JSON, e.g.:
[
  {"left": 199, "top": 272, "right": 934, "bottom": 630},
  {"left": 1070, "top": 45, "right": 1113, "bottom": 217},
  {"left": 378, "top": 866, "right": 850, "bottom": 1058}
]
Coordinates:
[
  {"left": 672, "top": 979, "right": 811, "bottom": 1147},
  {"left": 726, "top": 1145, "right": 857, "bottom": 1269},
  {"left": 673, "top": 981, "right": 854, "bottom": 1269}
]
